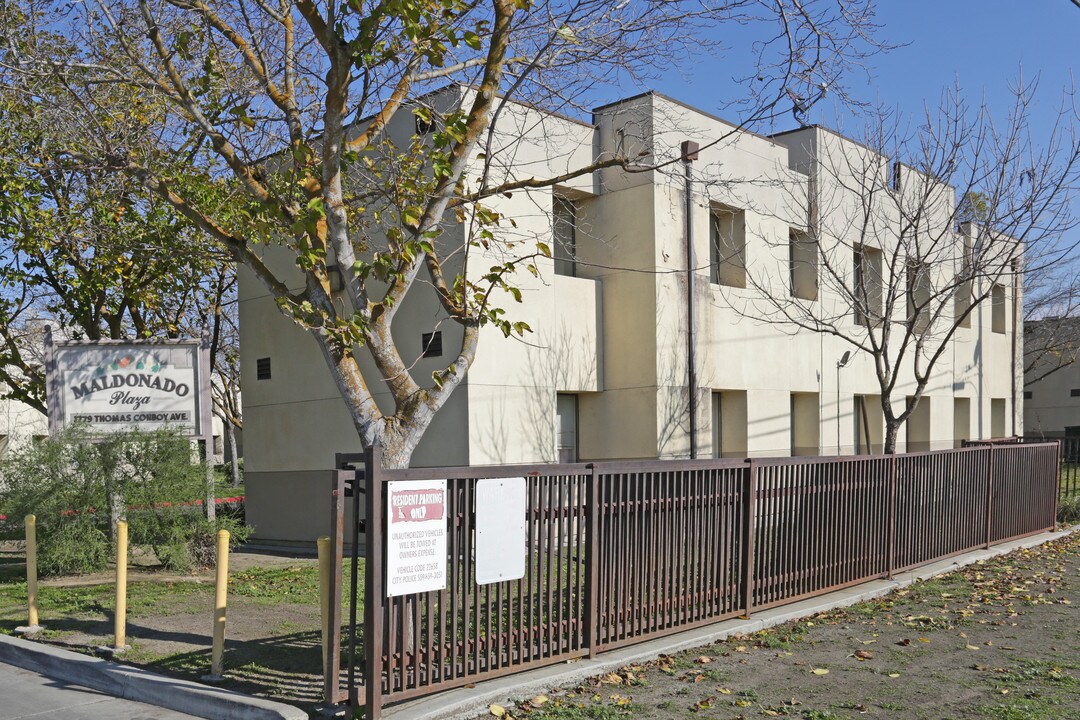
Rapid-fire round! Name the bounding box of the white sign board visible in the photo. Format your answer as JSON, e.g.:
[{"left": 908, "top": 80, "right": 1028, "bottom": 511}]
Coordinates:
[
  {"left": 47, "top": 338, "right": 208, "bottom": 437},
  {"left": 386, "top": 479, "right": 447, "bottom": 597},
  {"left": 475, "top": 477, "right": 527, "bottom": 585}
]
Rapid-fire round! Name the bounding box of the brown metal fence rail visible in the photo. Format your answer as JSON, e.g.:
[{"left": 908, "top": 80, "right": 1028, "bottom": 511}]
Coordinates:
[{"left": 347, "top": 442, "right": 1059, "bottom": 718}]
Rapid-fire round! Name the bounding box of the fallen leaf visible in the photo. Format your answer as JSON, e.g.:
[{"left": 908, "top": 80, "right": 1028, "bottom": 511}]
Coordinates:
[
  {"left": 601, "top": 673, "right": 623, "bottom": 685},
  {"left": 718, "top": 688, "right": 733, "bottom": 695},
  {"left": 529, "top": 695, "right": 548, "bottom": 708},
  {"left": 887, "top": 673, "right": 901, "bottom": 678},
  {"left": 897, "top": 639, "right": 912, "bottom": 647},
  {"left": 811, "top": 668, "right": 830, "bottom": 675},
  {"left": 691, "top": 697, "right": 715, "bottom": 711},
  {"left": 854, "top": 650, "right": 873, "bottom": 660},
  {"left": 489, "top": 704, "right": 506, "bottom": 718},
  {"left": 966, "top": 644, "right": 980, "bottom": 651},
  {"left": 696, "top": 656, "right": 713, "bottom": 664},
  {"left": 917, "top": 637, "right": 931, "bottom": 643}
]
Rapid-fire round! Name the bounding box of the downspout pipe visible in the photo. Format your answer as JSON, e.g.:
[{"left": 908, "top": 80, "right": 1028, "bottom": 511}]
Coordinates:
[
  {"left": 1012, "top": 257, "right": 1020, "bottom": 437},
  {"left": 682, "top": 141, "right": 700, "bottom": 458}
]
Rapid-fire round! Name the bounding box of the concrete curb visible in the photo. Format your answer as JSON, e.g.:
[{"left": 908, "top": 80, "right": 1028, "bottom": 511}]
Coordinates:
[
  {"left": 386, "top": 525, "right": 1077, "bottom": 720},
  {"left": 0, "top": 634, "right": 308, "bottom": 720}
]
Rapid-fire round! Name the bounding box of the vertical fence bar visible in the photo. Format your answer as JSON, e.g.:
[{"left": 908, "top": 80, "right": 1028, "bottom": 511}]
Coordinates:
[
  {"left": 1053, "top": 440, "right": 1061, "bottom": 529},
  {"left": 364, "top": 445, "right": 384, "bottom": 720},
  {"left": 347, "top": 465, "right": 362, "bottom": 707},
  {"left": 742, "top": 459, "right": 756, "bottom": 618},
  {"left": 887, "top": 457, "right": 897, "bottom": 579},
  {"left": 585, "top": 464, "right": 600, "bottom": 657},
  {"left": 984, "top": 447, "right": 994, "bottom": 550},
  {"left": 325, "top": 471, "right": 346, "bottom": 705}
]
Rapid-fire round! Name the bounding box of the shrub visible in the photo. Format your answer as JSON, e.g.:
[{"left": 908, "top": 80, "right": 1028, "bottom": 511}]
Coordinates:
[
  {"left": 1059, "top": 493, "right": 1080, "bottom": 525},
  {"left": 0, "top": 427, "right": 252, "bottom": 575}
]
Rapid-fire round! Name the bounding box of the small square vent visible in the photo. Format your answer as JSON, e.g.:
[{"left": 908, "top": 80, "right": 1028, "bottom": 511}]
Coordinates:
[
  {"left": 421, "top": 332, "right": 442, "bottom": 358},
  {"left": 1023, "top": 390, "right": 1032, "bottom": 400},
  {"left": 256, "top": 357, "right": 272, "bottom": 380}
]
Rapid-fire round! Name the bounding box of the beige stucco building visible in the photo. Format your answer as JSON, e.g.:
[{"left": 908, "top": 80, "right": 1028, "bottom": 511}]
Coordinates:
[
  {"left": 1024, "top": 319, "right": 1079, "bottom": 437},
  {"left": 239, "top": 89, "right": 1022, "bottom": 547},
  {"left": 0, "top": 394, "right": 48, "bottom": 463}
]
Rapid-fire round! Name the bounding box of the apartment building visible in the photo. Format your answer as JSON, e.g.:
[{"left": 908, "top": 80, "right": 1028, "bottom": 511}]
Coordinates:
[
  {"left": 239, "top": 88, "right": 1021, "bottom": 546},
  {"left": 1024, "top": 318, "right": 1080, "bottom": 436}
]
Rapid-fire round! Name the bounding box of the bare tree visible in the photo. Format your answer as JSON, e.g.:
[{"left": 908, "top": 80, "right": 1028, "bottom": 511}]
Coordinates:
[
  {"left": 733, "top": 83, "right": 1080, "bottom": 453},
  {"left": 4, "top": 0, "right": 885, "bottom": 467}
]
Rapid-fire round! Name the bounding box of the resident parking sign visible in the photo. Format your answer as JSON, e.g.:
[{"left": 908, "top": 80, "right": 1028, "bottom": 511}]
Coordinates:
[{"left": 385, "top": 480, "right": 448, "bottom": 597}]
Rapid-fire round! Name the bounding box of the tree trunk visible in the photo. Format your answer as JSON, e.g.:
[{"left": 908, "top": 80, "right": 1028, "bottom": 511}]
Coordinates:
[
  {"left": 883, "top": 422, "right": 899, "bottom": 455},
  {"left": 227, "top": 421, "right": 241, "bottom": 489}
]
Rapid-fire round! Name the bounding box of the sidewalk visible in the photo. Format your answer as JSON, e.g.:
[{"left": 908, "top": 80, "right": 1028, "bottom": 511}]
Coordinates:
[
  {"left": 0, "top": 662, "right": 200, "bottom": 720},
  {"left": 0, "top": 634, "right": 308, "bottom": 720}
]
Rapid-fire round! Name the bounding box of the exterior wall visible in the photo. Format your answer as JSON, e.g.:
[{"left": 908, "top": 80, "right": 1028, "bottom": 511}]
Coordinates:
[
  {"left": 239, "top": 90, "right": 1023, "bottom": 546},
  {"left": 0, "top": 396, "right": 47, "bottom": 464}
]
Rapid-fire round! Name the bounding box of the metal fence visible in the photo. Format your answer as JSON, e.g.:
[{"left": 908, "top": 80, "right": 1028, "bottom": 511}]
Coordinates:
[{"left": 346, "top": 442, "right": 1060, "bottom": 717}]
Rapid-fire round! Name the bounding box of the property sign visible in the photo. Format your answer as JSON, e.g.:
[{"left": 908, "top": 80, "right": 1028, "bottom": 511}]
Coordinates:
[
  {"left": 45, "top": 333, "right": 210, "bottom": 438},
  {"left": 385, "top": 479, "right": 448, "bottom": 597},
  {"left": 475, "top": 477, "right": 527, "bottom": 585}
]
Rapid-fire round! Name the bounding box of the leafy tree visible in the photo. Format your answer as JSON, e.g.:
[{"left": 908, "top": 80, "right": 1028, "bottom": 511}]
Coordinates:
[{"left": 5, "top": 0, "right": 884, "bottom": 467}]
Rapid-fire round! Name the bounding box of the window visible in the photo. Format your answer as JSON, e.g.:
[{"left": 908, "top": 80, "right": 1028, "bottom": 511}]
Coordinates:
[
  {"left": 953, "top": 397, "right": 971, "bottom": 448},
  {"left": 955, "top": 233, "right": 973, "bottom": 328},
  {"left": 790, "top": 392, "right": 820, "bottom": 456},
  {"left": 556, "top": 394, "right": 579, "bottom": 463},
  {"left": 1071, "top": 389, "right": 1080, "bottom": 398},
  {"left": 421, "top": 331, "right": 443, "bottom": 358},
  {"left": 709, "top": 205, "right": 746, "bottom": 288},
  {"left": 853, "top": 244, "right": 883, "bottom": 325},
  {"left": 712, "top": 390, "right": 747, "bottom": 457},
  {"left": 256, "top": 357, "right": 271, "bottom": 380},
  {"left": 907, "top": 260, "right": 931, "bottom": 332},
  {"left": 906, "top": 396, "right": 931, "bottom": 452},
  {"left": 853, "top": 394, "right": 882, "bottom": 454},
  {"left": 553, "top": 195, "right": 577, "bottom": 277},
  {"left": 991, "top": 284, "right": 1006, "bottom": 334},
  {"left": 711, "top": 393, "right": 722, "bottom": 458},
  {"left": 789, "top": 229, "right": 818, "bottom": 301},
  {"left": 990, "top": 398, "right": 1007, "bottom": 438}
]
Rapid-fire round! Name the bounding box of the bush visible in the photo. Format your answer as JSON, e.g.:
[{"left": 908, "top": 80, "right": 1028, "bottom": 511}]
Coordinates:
[
  {"left": 1059, "top": 493, "right": 1080, "bottom": 525},
  {"left": 0, "top": 427, "right": 252, "bottom": 576}
]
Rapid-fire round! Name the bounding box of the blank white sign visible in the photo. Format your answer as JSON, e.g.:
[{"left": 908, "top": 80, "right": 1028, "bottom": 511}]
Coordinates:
[{"left": 475, "top": 477, "right": 527, "bottom": 585}]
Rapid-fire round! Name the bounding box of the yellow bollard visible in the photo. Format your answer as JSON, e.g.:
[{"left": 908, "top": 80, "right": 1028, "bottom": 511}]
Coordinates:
[
  {"left": 317, "top": 536, "right": 331, "bottom": 684},
  {"left": 113, "top": 520, "right": 129, "bottom": 651},
  {"left": 24, "top": 515, "right": 40, "bottom": 631},
  {"left": 210, "top": 529, "right": 230, "bottom": 678}
]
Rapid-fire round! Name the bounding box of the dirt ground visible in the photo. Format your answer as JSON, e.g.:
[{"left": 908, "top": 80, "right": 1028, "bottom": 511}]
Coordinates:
[
  {"left": 484, "top": 533, "right": 1080, "bottom": 720},
  {"left": 0, "top": 546, "right": 337, "bottom": 707}
]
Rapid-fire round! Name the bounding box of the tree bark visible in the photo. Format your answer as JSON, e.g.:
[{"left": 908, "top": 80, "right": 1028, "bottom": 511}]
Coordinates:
[
  {"left": 227, "top": 421, "right": 241, "bottom": 489},
  {"left": 883, "top": 422, "right": 899, "bottom": 455}
]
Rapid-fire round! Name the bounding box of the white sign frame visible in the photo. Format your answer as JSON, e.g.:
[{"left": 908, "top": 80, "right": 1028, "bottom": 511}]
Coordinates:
[
  {"left": 475, "top": 477, "right": 527, "bottom": 585},
  {"left": 385, "top": 479, "right": 448, "bottom": 597},
  {"left": 44, "top": 328, "right": 212, "bottom": 444}
]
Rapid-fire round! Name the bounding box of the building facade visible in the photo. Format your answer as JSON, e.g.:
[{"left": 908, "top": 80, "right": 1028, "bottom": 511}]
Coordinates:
[
  {"left": 1024, "top": 319, "right": 1080, "bottom": 436},
  {"left": 239, "top": 89, "right": 1022, "bottom": 546}
]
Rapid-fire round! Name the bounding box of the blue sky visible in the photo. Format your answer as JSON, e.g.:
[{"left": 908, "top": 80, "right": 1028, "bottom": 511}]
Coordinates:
[{"left": 645, "top": 1, "right": 1078, "bottom": 140}]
